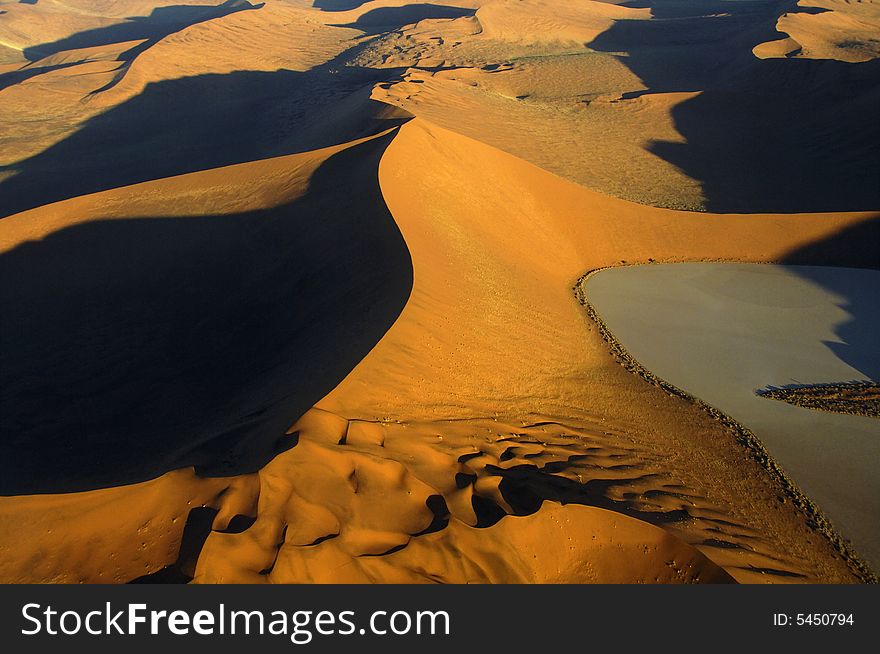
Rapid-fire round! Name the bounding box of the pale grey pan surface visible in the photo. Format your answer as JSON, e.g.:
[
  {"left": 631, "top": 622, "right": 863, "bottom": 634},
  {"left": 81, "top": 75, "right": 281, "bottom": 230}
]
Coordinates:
[{"left": 583, "top": 263, "right": 880, "bottom": 570}]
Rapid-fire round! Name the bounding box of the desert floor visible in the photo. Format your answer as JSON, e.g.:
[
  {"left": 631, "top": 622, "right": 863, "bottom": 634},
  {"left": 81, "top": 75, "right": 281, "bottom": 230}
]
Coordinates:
[{"left": 0, "top": 0, "right": 878, "bottom": 584}]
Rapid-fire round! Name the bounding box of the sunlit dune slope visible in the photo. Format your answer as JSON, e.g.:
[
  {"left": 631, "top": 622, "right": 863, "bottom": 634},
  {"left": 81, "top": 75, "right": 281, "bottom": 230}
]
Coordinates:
[
  {"left": 0, "top": 0, "right": 339, "bottom": 168},
  {"left": 0, "top": 121, "right": 728, "bottom": 585},
  {"left": 754, "top": 0, "right": 880, "bottom": 63},
  {"left": 0, "top": 0, "right": 877, "bottom": 586},
  {"left": 358, "top": 0, "right": 880, "bottom": 212},
  {"left": 2, "top": 114, "right": 874, "bottom": 583}
]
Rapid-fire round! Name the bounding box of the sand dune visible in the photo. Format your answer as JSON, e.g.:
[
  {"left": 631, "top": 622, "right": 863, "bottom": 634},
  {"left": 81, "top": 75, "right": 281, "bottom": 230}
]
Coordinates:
[
  {"left": 0, "top": 126, "right": 413, "bottom": 493},
  {"left": 2, "top": 117, "right": 874, "bottom": 583},
  {"left": 195, "top": 426, "right": 734, "bottom": 583},
  {"left": 0, "top": 0, "right": 877, "bottom": 585},
  {"left": 0, "top": 0, "right": 342, "bottom": 168},
  {"left": 359, "top": 0, "right": 880, "bottom": 212},
  {"left": 475, "top": 0, "right": 649, "bottom": 45},
  {"left": 754, "top": 0, "right": 880, "bottom": 63}
]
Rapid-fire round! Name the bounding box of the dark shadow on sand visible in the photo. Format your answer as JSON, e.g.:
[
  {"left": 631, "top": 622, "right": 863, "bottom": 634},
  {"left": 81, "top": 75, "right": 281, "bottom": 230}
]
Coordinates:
[
  {"left": 0, "top": 131, "right": 414, "bottom": 494},
  {"left": 781, "top": 215, "right": 880, "bottom": 271},
  {"left": 22, "top": 0, "right": 263, "bottom": 62},
  {"left": 0, "top": 61, "right": 83, "bottom": 93},
  {"left": 331, "top": 4, "right": 476, "bottom": 36},
  {"left": 313, "top": 0, "right": 372, "bottom": 11},
  {"left": 129, "top": 507, "right": 219, "bottom": 583},
  {"left": 779, "top": 216, "right": 880, "bottom": 382},
  {"left": 0, "top": 56, "right": 411, "bottom": 218},
  {"left": 589, "top": 0, "right": 880, "bottom": 213},
  {"left": 0, "top": 6, "right": 491, "bottom": 496}
]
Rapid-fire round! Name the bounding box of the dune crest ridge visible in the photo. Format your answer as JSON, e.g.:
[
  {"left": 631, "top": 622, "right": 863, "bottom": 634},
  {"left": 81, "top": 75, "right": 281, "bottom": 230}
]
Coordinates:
[
  {"left": 0, "top": 0, "right": 877, "bottom": 585},
  {"left": 754, "top": 0, "right": 880, "bottom": 62},
  {"left": 6, "top": 116, "right": 873, "bottom": 583}
]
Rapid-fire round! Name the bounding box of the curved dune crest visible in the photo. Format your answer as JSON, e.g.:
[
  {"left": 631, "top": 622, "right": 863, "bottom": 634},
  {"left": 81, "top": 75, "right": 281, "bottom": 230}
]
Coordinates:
[
  {"left": 754, "top": 0, "right": 880, "bottom": 63},
  {"left": 359, "top": 0, "right": 880, "bottom": 212},
  {"left": 1, "top": 0, "right": 878, "bottom": 586},
  {"left": 188, "top": 407, "right": 735, "bottom": 583},
  {"left": 2, "top": 113, "right": 876, "bottom": 584},
  {"left": 476, "top": 0, "right": 649, "bottom": 46},
  {"left": 197, "top": 448, "right": 734, "bottom": 584}
]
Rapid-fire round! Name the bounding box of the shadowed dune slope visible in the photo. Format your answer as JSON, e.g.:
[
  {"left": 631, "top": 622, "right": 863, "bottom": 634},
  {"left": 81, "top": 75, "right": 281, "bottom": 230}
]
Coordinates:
[
  {"left": 20, "top": 1, "right": 263, "bottom": 63},
  {"left": 331, "top": 4, "right": 476, "bottom": 36},
  {"left": 0, "top": 130, "right": 413, "bottom": 493},
  {"left": 0, "top": 60, "right": 413, "bottom": 218},
  {"left": 0, "top": 0, "right": 877, "bottom": 585},
  {"left": 314, "top": 0, "right": 374, "bottom": 10},
  {"left": 3, "top": 118, "right": 871, "bottom": 584},
  {"left": 782, "top": 215, "right": 880, "bottom": 270}
]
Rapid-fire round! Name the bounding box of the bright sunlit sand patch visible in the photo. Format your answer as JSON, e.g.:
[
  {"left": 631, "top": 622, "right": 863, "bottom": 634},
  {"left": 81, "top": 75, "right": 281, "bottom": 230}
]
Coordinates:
[{"left": 753, "top": 0, "right": 880, "bottom": 63}]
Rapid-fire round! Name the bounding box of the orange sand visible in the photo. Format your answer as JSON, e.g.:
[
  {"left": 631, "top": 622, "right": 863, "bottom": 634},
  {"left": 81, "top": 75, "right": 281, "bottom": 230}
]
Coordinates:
[{"left": 1, "top": 0, "right": 877, "bottom": 584}]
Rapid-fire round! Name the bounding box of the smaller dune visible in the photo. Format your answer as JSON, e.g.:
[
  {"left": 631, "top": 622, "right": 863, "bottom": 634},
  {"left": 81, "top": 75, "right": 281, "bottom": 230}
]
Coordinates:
[
  {"left": 190, "top": 410, "right": 733, "bottom": 584},
  {"left": 754, "top": 0, "right": 880, "bottom": 63}
]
